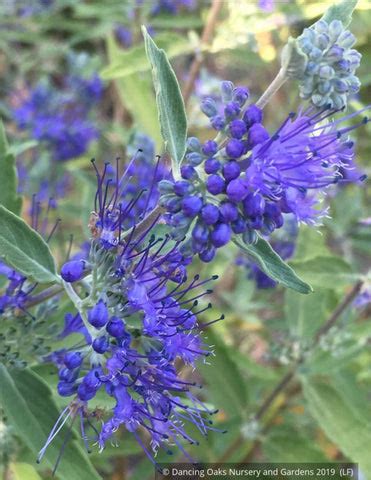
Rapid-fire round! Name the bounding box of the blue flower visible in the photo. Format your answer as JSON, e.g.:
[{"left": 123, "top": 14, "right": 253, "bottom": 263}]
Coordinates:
[
  {"left": 40, "top": 161, "right": 223, "bottom": 467},
  {"left": 12, "top": 74, "right": 102, "bottom": 161},
  {"left": 160, "top": 81, "right": 368, "bottom": 261}
]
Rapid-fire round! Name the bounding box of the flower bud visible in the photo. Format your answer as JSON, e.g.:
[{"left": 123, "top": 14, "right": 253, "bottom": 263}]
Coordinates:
[
  {"left": 88, "top": 299, "right": 109, "bottom": 329},
  {"left": 61, "top": 260, "right": 85, "bottom": 283}
]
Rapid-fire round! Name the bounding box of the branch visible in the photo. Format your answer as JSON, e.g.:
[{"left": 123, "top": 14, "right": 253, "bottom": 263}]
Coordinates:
[
  {"left": 218, "top": 280, "right": 364, "bottom": 462},
  {"left": 183, "top": 0, "right": 223, "bottom": 105}
]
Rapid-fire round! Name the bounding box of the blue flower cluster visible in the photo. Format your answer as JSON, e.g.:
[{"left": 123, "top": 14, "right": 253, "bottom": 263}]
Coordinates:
[
  {"left": 160, "top": 81, "right": 367, "bottom": 262},
  {"left": 298, "top": 19, "right": 361, "bottom": 109},
  {"left": 41, "top": 160, "right": 222, "bottom": 464},
  {"left": 12, "top": 74, "right": 103, "bottom": 161}
]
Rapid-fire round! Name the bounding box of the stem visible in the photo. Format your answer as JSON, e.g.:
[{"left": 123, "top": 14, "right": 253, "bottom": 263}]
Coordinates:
[
  {"left": 122, "top": 205, "right": 165, "bottom": 242},
  {"left": 183, "top": 0, "right": 223, "bottom": 106},
  {"left": 25, "top": 284, "right": 64, "bottom": 308},
  {"left": 255, "top": 67, "right": 288, "bottom": 109},
  {"left": 314, "top": 280, "right": 363, "bottom": 342}
]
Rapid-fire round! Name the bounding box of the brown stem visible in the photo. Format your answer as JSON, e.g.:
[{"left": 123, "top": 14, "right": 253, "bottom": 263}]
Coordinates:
[
  {"left": 25, "top": 284, "right": 64, "bottom": 308},
  {"left": 122, "top": 205, "right": 166, "bottom": 242},
  {"left": 314, "top": 280, "right": 363, "bottom": 342},
  {"left": 183, "top": 0, "right": 223, "bottom": 106}
]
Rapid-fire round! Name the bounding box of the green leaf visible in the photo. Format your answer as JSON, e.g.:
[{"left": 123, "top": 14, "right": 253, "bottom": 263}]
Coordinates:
[
  {"left": 0, "top": 366, "right": 102, "bottom": 480},
  {"left": 294, "top": 226, "right": 329, "bottom": 262},
  {"left": 289, "top": 256, "right": 358, "bottom": 289},
  {"left": 234, "top": 236, "right": 312, "bottom": 294},
  {"left": 285, "top": 289, "right": 337, "bottom": 339},
  {"left": 142, "top": 26, "right": 187, "bottom": 177},
  {"left": 303, "top": 378, "right": 371, "bottom": 475},
  {"left": 0, "top": 120, "right": 22, "bottom": 215},
  {"left": 0, "top": 205, "right": 58, "bottom": 284},
  {"left": 321, "top": 0, "right": 358, "bottom": 27},
  {"left": 263, "top": 425, "right": 328, "bottom": 462},
  {"left": 106, "top": 34, "right": 162, "bottom": 149},
  {"left": 198, "top": 329, "right": 248, "bottom": 419},
  {"left": 9, "top": 463, "right": 42, "bottom": 480},
  {"left": 101, "top": 32, "right": 193, "bottom": 80}
]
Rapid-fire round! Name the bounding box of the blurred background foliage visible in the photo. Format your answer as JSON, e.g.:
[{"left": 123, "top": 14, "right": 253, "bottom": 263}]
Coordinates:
[{"left": 0, "top": 1, "right": 370, "bottom": 479}]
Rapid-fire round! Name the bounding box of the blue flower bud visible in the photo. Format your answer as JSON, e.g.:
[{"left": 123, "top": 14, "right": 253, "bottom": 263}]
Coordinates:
[
  {"left": 61, "top": 260, "right": 85, "bottom": 283},
  {"left": 211, "top": 115, "right": 225, "bottom": 131},
  {"left": 222, "top": 160, "right": 241, "bottom": 181},
  {"left": 181, "top": 165, "right": 197, "bottom": 180},
  {"left": 319, "top": 65, "right": 335, "bottom": 79},
  {"left": 338, "top": 30, "right": 355, "bottom": 49},
  {"left": 59, "top": 368, "right": 79, "bottom": 383},
  {"left": 220, "top": 202, "right": 238, "bottom": 222},
  {"left": 232, "top": 216, "right": 247, "bottom": 234},
  {"left": 248, "top": 123, "right": 269, "bottom": 147},
  {"left": 333, "top": 78, "right": 348, "bottom": 93},
  {"left": 199, "top": 246, "right": 216, "bottom": 263},
  {"left": 174, "top": 180, "right": 193, "bottom": 196},
  {"left": 64, "top": 351, "right": 82, "bottom": 369},
  {"left": 226, "top": 139, "right": 245, "bottom": 158},
  {"left": 243, "top": 193, "right": 265, "bottom": 217},
  {"left": 232, "top": 86, "right": 249, "bottom": 107},
  {"left": 187, "top": 136, "right": 202, "bottom": 152},
  {"left": 186, "top": 151, "right": 204, "bottom": 166},
  {"left": 202, "top": 140, "right": 218, "bottom": 156},
  {"left": 210, "top": 223, "right": 231, "bottom": 247},
  {"left": 192, "top": 222, "right": 209, "bottom": 243},
  {"left": 88, "top": 299, "right": 109, "bottom": 329},
  {"left": 226, "top": 178, "right": 248, "bottom": 202},
  {"left": 92, "top": 335, "right": 109, "bottom": 354},
  {"left": 229, "top": 119, "right": 247, "bottom": 139},
  {"left": 248, "top": 216, "right": 264, "bottom": 230},
  {"left": 224, "top": 101, "right": 240, "bottom": 121},
  {"left": 182, "top": 196, "right": 203, "bottom": 217},
  {"left": 83, "top": 369, "right": 102, "bottom": 390},
  {"left": 221, "top": 81, "right": 234, "bottom": 102},
  {"left": 206, "top": 175, "right": 225, "bottom": 195},
  {"left": 327, "top": 45, "right": 343, "bottom": 61},
  {"left": 328, "top": 20, "right": 343, "bottom": 40},
  {"left": 201, "top": 204, "right": 220, "bottom": 225},
  {"left": 243, "top": 104, "right": 263, "bottom": 127},
  {"left": 58, "top": 381, "right": 77, "bottom": 397},
  {"left": 201, "top": 98, "right": 218, "bottom": 117},
  {"left": 204, "top": 158, "right": 221, "bottom": 174},
  {"left": 106, "top": 317, "right": 125, "bottom": 338},
  {"left": 77, "top": 382, "right": 97, "bottom": 401},
  {"left": 163, "top": 196, "right": 182, "bottom": 213},
  {"left": 158, "top": 180, "right": 175, "bottom": 194}
]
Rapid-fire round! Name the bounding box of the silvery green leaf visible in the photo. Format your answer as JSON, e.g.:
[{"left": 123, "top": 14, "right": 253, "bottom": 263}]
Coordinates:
[
  {"left": 142, "top": 26, "right": 187, "bottom": 178},
  {"left": 321, "top": 0, "right": 358, "bottom": 28},
  {"left": 0, "top": 119, "right": 22, "bottom": 215},
  {"left": 234, "top": 235, "right": 312, "bottom": 294},
  {"left": 0, "top": 205, "right": 58, "bottom": 284}
]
